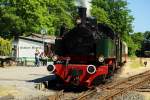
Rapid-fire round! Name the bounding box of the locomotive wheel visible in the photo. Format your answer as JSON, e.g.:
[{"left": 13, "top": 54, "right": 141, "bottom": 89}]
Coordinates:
[
  {"left": 48, "top": 76, "right": 64, "bottom": 89},
  {"left": 92, "top": 75, "right": 106, "bottom": 86},
  {"left": 48, "top": 79, "right": 57, "bottom": 88},
  {"left": 107, "top": 62, "right": 116, "bottom": 78}
]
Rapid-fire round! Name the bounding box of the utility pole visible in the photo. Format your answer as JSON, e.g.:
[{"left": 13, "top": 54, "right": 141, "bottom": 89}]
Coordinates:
[{"left": 40, "top": 28, "right": 47, "bottom": 52}]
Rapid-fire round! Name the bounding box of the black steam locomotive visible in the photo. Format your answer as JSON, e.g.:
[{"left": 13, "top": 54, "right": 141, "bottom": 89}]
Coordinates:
[{"left": 47, "top": 7, "right": 127, "bottom": 87}]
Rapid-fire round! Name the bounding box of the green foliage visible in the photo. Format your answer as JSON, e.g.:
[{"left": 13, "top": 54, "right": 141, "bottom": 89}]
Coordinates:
[
  {"left": 123, "top": 34, "right": 136, "bottom": 56},
  {"left": 0, "top": 0, "right": 76, "bottom": 37},
  {"left": 131, "top": 32, "right": 144, "bottom": 50},
  {"left": 0, "top": 0, "right": 145, "bottom": 56},
  {"left": 91, "top": 0, "right": 134, "bottom": 37},
  {"left": 0, "top": 38, "right": 12, "bottom": 56},
  {"left": 91, "top": 0, "right": 134, "bottom": 56},
  {"left": 144, "top": 31, "right": 150, "bottom": 40},
  {"left": 91, "top": 5, "right": 111, "bottom": 24}
]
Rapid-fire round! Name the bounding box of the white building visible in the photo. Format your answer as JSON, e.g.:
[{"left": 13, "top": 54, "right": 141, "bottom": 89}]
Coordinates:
[{"left": 12, "top": 34, "right": 55, "bottom": 64}]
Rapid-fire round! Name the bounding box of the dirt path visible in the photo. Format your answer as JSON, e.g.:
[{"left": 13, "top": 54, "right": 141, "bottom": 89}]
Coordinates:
[
  {"left": 119, "top": 58, "right": 150, "bottom": 78},
  {"left": 0, "top": 66, "right": 55, "bottom": 100}
]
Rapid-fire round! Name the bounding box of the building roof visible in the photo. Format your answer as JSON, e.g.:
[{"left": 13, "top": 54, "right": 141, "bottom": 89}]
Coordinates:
[
  {"left": 19, "top": 33, "right": 56, "bottom": 44},
  {"left": 27, "top": 33, "right": 56, "bottom": 39}
]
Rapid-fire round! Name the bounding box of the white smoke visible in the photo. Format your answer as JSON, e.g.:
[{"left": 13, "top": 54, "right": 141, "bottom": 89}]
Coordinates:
[{"left": 75, "top": 0, "right": 92, "bottom": 16}]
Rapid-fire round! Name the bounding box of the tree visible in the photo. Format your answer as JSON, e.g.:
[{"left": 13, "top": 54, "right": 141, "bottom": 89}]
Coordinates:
[
  {"left": 91, "top": 0, "right": 134, "bottom": 38},
  {"left": 0, "top": 0, "right": 76, "bottom": 38},
  {"left": 131, "top": 32, "right": 144, "bottom": 50},
  {"left": 144, "top": 31, "right": 150, "bottom": 40},
  {"left": 91, "top": 0, "right": 111, "bottom": 24},
  {"left": 91, "top": 0, "right": 134, "bottom": 56},
  {"left": 122, "top": 34, "right": 135, "bottom": 56},
  {"left": 0, "top": 38, "right": 12, "bottom": 56}
]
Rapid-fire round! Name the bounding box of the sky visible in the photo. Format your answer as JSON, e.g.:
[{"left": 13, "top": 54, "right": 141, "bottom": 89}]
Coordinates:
[{"left": 127, "top": 0, "right": 150, "bottom": 33}]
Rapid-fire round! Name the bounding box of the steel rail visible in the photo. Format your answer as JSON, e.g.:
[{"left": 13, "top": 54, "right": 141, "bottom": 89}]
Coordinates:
[
  {"left": 99, "top": 75, "right": 150, "bottom": 100},
  {"left": 104, "top": 70, "right": 150, "bottom": 89},
  {"left": 76, "top": 70, "right": 150, "bottom": 100}
]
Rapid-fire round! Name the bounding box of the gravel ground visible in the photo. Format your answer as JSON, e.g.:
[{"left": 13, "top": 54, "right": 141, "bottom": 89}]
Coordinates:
[
  {"left": 0, "top": 66, "right": 50, "bottom": 81},
  {"left": 114, "top": 91, "right": 145, "bottom": 100},
  {"left": 118, "top": 58, "right": 150, "bottom": 78},
  {"left": 108, "top": 58, "right": 150, "bottom": 100},
  {"left": 84, "top": 58, "right": 150, "bottom": 100},
  {"left": 0, "top": 58, "right": 150, "bottom": 100},
  {"left": 0, "top": 66, "right": 55, "bottom": 100}
]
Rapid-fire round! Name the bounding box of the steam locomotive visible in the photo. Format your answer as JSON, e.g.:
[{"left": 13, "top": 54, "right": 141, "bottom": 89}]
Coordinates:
[
  {"left": 141, "top": 39, "right": 150, "bottom": 57},
  {"left": 47, "top": 7, "right": 128, "bottom": 87}
]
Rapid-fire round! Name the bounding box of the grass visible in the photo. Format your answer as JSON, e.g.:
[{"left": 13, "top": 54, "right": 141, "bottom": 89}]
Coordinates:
[
  {"left": 130, "top": 59, "right": 144, "bottom": 69},
  {"left": 129, "top": 56, "right": 137, "bottom": 60}
]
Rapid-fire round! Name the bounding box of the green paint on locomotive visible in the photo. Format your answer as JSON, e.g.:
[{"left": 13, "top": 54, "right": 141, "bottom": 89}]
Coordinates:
[
  {"left": 96, "top": 38, "right": 116, "bottom": 58},
  {"left": 55, "top": 37, "right": 117, "bottom": 59}
]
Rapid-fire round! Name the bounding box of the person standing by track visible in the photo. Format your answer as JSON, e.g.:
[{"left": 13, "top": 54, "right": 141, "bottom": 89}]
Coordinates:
[{"left": 35, "top": 48, "right": 40, "bottom": 67}]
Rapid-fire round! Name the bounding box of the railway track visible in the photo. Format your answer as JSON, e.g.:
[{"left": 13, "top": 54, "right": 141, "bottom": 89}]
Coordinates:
[{"left": 76, "top": 70, "right": 150, "bottom": 100}]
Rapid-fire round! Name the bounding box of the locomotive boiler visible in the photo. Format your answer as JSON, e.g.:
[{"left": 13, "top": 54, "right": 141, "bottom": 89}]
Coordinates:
[{"left": 47, "top": 7, "right": 127, "bottom": 87}]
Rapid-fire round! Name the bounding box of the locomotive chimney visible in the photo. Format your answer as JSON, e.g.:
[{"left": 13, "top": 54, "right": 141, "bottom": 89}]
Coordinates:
[{"left": 77, "top": 7, "right": 87, "bottom": 25}]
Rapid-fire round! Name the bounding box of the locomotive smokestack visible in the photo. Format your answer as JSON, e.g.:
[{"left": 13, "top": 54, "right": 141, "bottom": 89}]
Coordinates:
[
  {"left": 78, "top": 7, "right": 87, "bottom": 25},
  {"left": 75, "top": 0, "right": 91, "bottom": 16}
]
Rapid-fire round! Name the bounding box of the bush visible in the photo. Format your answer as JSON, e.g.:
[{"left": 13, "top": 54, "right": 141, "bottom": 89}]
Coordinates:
[{"left": 0, "top": 38, "right": 12, "bottom": 56}]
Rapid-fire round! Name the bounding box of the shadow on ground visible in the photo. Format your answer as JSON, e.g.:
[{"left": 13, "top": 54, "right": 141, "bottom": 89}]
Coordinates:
[{"left": 27, "top": 75, "right": 88, "bottom": 93}]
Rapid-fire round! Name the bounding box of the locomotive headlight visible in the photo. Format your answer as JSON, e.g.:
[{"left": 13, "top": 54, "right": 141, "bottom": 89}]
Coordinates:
[
  {"left": 76, "top": 18, "right": 81, "bottom": 24},
  {"left": 87, "top": 65, "right": 96, "bottom": 74},
  {"left": 98, "top": 56, "right": 104, "bottom": 62},
  {"left": 52, "top": 55, "right": 58, "bottom": 61},
  {"left": 47, "top": 64, "right": 55, "bottom": 73}
]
